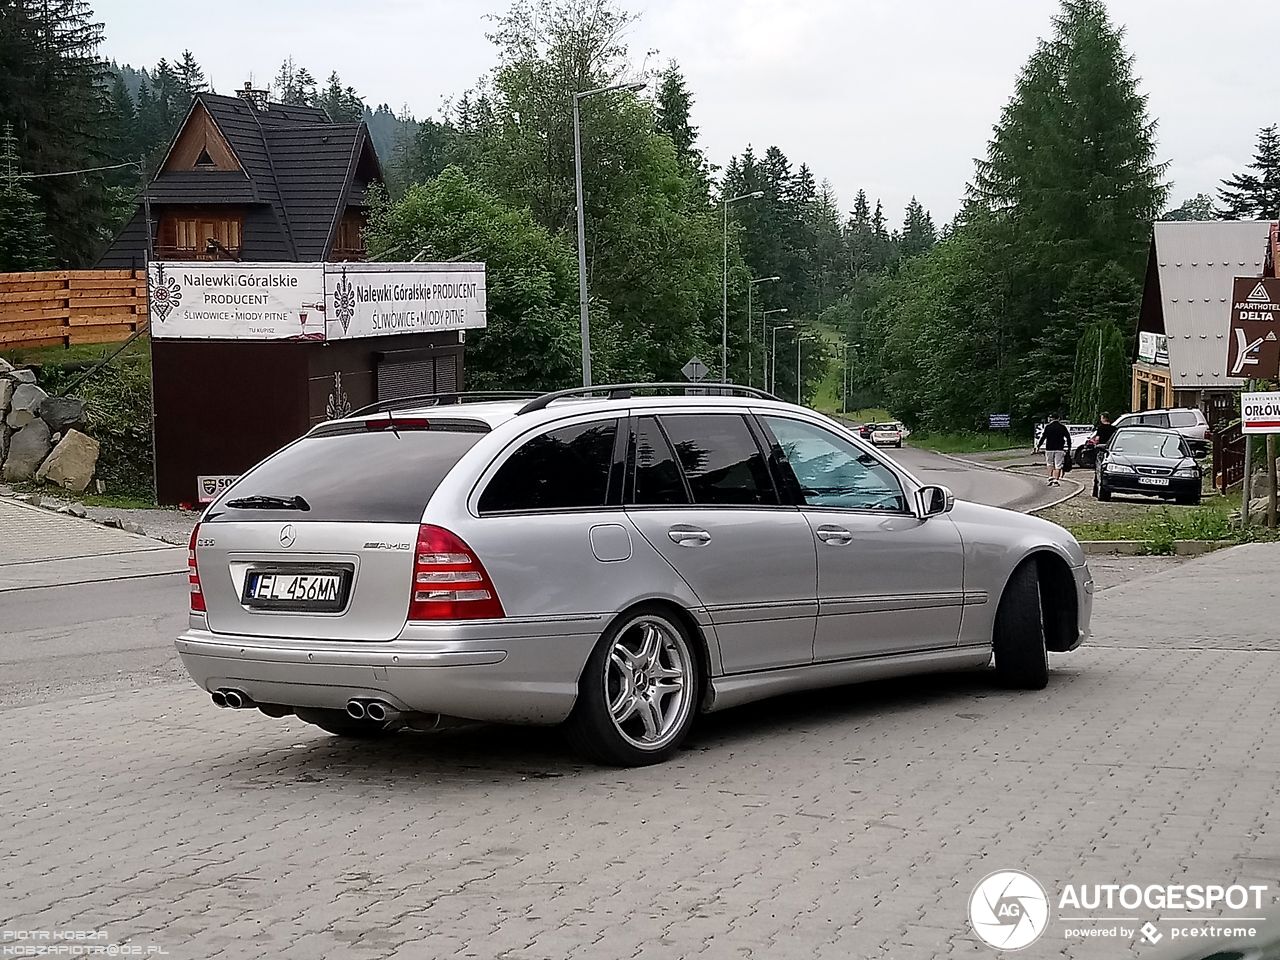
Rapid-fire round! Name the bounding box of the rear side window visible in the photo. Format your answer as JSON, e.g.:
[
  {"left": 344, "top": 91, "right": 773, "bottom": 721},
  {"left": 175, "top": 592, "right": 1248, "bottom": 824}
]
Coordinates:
[
  {"left": 1169, "top": 411, "right": 1202, "bottom": 428},
  {"left": 658, "top": 414, "right": 777, "bottom": 506},
  {"left": 633, "top": 417, "right": 688, "bottom": 505},
  {"left": 212, "top": 430, "right": 483, "bottom": 523},
  {"left": 479, "top": 420, "right": 618, "bottom": 513},
  {"left": 1139, "top": 413, "right": 1170, "bottom": 427}
]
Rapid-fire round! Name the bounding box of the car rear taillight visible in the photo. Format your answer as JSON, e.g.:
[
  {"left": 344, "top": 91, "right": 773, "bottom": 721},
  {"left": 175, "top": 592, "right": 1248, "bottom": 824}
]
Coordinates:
[
  {"left": 407, "top": 524, "right": 505, "bottom": 621},
  {"left": 188, "top": 523, "right": 205, "bottom": 612}
]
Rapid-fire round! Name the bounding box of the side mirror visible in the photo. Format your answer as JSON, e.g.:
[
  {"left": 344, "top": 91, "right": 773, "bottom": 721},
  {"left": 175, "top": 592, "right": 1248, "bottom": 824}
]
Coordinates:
[{"left": 917, "top": 484, "right": 954, "bottom": 518}]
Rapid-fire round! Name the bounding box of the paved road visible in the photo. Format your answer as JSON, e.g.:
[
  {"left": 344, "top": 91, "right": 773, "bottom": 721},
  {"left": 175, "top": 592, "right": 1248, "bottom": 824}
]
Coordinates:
[
  {"left": 2, "top": 540, "right": 1277, "bottom": 958},
  {"left": 884, "top": 445, "right": 1073, "bottom": 514}
]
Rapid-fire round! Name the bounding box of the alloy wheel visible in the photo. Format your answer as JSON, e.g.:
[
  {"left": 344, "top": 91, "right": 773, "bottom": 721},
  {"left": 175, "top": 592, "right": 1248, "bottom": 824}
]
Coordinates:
[{"left": 603, "top": 616, "right": 694, "bottom": 751}]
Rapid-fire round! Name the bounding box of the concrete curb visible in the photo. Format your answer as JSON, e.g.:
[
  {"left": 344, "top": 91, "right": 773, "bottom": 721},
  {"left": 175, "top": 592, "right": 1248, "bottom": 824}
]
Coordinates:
[
  {"left": 930, "top": 449, "right": 1084, "bottom": 515},
  {"left": 1079, "top": 539, "right": 1232, "bottom": 557},
  {"left": 0, "top": 488, "right": 161, "bottom": 543}
]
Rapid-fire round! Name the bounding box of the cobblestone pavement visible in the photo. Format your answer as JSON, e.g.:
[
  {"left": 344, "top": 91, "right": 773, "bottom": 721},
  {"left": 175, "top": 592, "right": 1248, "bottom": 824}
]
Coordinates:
[{"left": 3, "top": 546, "right": 1277, "bottom": 960}]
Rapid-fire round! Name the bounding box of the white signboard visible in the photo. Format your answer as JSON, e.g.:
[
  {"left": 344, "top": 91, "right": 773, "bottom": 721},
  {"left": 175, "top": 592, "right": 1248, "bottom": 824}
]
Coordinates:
[
  {"left": 148, "top": 261, "right": 487, "bottom": 340},
  {"left": 1137, "top": 331, "right": 1169, "bottom": 366},
  {"left": 1241, "top": 391, "right": 1280, "bottom": 434},
  {"left": 148, "top": 262, "right": 326, "bottom": 340},
  {"left": 325, "top": 262, "right": 486, "bottom": 340},
  {"left": 196, "top": 474, "right": 239, "bottom": 503}
]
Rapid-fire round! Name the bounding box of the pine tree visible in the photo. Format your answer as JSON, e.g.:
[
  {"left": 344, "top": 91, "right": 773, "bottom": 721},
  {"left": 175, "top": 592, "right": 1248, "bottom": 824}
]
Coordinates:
[
  {"left": 0, "top": 0, "right": 113, "bottom": 266},
  {"left": 1218, "top": 125, "right": 1280, "bottom": 220},
  {"left": 175, "top": 49, "right": 207, "bottom": 102},
  {"left": 1163, "top": 192, "right": 1216, "bottom": 221},
  {"left": 900, "top": 197, "right": 936, "bottom": 258},
  {"left": 317, "top": 71, "right": 363, "bottom": 122},
  {"left": 969, "top": 0, "right": 1166, "bottom": 276},
  {"left": 0, "top": 123, "right": 54, "bottom": 271},
  {"left": 654, "top": 61, "right": 698, "bottom": 167}
]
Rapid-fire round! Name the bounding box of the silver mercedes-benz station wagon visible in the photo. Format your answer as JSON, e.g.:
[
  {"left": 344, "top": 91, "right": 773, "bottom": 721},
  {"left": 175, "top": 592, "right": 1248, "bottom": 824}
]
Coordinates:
[{"left": 177, "top": 384, "right": 1093, "bottom": 766}]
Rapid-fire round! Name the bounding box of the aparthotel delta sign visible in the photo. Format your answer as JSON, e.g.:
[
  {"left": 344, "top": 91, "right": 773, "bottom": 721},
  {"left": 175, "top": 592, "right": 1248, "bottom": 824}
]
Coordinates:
[
  {"left": 147, "top": 261, "right": 487, "bottom": 341},
  {"left": 1227, "top": 276, "right": 1280, "bottom": 378}
]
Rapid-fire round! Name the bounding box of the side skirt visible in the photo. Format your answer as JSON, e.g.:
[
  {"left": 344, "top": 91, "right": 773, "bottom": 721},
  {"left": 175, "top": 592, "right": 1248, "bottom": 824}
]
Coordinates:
[{"left": 705, "top": 644, "right": 994, "bottom": 713}]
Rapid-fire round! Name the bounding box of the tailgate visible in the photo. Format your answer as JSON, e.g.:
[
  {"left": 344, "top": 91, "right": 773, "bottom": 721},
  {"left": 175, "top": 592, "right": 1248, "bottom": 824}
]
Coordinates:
[{"left": 197, "top": 521, "right": 417, "bottom": 641}]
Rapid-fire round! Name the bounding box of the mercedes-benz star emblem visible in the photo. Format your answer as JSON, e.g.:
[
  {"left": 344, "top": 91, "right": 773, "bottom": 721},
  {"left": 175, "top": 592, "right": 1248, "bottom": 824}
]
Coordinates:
[{"left": 279, "top": 524, "right": 296, "bottom": 548}]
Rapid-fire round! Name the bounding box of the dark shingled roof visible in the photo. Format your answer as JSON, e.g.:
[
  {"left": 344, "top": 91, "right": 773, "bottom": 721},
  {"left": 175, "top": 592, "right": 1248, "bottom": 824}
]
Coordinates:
[{"left": 97, "top": 92, "right": 381, "bottom": 267}]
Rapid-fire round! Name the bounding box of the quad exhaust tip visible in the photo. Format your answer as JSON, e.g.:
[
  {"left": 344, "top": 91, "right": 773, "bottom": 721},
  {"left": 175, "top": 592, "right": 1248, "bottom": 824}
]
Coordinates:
[{"left": 345, "top": 698, "right": 367, "bottom": 720}]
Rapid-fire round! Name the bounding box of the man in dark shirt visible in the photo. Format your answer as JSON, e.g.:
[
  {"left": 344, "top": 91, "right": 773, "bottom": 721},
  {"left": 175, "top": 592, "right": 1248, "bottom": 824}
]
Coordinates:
[
  {"left": 1095, "top": 412, "right": 1116, "bottom": 447},
  {"left": 1037, "top": 413, "right": 1071, "bottom": 486}
]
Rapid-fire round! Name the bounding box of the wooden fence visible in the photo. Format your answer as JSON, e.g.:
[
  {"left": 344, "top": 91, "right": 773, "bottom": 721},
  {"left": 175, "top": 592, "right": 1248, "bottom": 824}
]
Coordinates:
[{"left": 0, "top": 270, "right": 147, "bottom": 350}]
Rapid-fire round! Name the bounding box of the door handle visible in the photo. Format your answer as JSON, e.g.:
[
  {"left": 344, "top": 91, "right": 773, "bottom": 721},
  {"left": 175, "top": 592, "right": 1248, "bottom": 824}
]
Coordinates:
[
  {"left": 668, "top": 526, "right": 712, "bottom": 546},
  {"left": 815, "top": 524, "right": 853, "bottom": 545}
]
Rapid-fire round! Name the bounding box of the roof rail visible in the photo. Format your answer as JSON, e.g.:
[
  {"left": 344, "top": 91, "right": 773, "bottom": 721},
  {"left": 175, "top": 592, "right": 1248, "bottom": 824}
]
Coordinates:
[
  {"left": 516, "top": 382, "right": 782, "bottom": 415},
  {"left": 350, "top": 391, "right": 543, "bottom": 417}
]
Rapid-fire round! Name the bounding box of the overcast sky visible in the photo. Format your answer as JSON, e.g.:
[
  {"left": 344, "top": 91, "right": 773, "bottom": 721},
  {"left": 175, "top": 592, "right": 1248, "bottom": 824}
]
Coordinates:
[{"left": 93, "top": 0, "right": 1276, "bottom": 225}]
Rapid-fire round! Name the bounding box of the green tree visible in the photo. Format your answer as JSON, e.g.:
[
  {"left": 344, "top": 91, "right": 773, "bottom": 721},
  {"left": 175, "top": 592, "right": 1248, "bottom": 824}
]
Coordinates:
[
  {"left": 0, "top": 0, "right": 112, "bottom": 265},
  {"left": 1218, "top": 125, "right": 1280, "bottom": 220},
  {"left": 654, "top": 61, "right": 698, "bottom": 170},
  {"left": 0, "top": 122, "right": 54, "bottom": 271},
  {"left": 899, "top": 197, "right": 936, "bottom": 259},
  {"left": 1163, "top": 192, "right": 1215, "bottom": 221},
  {"left": 316, "top": 71, "right": 364, "bottom": 122},
  {"left": 364, "top": 167, "right": 585, "bottom": 389},
  {"left": 175, "top": 49, "right": 207, "bottom": 102}
]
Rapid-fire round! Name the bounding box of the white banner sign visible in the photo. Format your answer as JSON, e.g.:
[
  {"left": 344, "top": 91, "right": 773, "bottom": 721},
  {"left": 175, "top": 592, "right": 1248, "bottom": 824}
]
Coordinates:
[
  {"left": 1137, "top": 331, "right": 1169, "bottom": 365},
  {"left": 325, "top": 263, "right": 486, "bottom": 339},
  {"left": 148, "top": 262, "right": 327, "bottom": 340},
  {"left": 1241, "top": 391, "right": 1280, "bottom": 434},
  {"left": 148, "top": 261, "right": 487, "bottom": 340}
]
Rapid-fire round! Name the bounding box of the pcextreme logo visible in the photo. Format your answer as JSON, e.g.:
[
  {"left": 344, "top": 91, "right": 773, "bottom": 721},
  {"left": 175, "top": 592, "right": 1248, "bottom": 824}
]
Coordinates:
[{"left": 969, "top": 870, "right": 1050, "bottom": 950}]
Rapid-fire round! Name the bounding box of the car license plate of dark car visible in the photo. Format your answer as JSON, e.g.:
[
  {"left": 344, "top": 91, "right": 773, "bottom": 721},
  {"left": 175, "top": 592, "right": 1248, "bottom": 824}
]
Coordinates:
[
  {"left": 243, "top": 570, "right": 347, "bottom": 611},
  {"left": 1138, "top": 477, "right": 1169, "bottom": 486}
]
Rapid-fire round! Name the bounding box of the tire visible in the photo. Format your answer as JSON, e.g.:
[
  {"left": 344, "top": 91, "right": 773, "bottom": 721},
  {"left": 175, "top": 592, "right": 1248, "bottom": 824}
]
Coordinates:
[
  {"left": 1176, "top": 493, "right": 1201, "bottom": 506},
  {"left": 1097, "top": 482, "right": 1112, "bottom": 502},
  {"left": 895, "top": 440, "right": 902, "bottom": 448},
  {"left": 565, "top": 605, "right": 701, "bottom": 767},
  {"left": 1091, "top": 475, "right": 1099, "bottom": 498},
  {"left": 992, "top": 562, "right": 1049, "bottom": 690},
  {"left": 296, "top": 708, "right": 396, "bottom": 739}
]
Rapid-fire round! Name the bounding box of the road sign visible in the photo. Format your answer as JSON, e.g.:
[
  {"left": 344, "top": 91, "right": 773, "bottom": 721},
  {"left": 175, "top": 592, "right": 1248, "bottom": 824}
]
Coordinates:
[
  {"left": 1241, "top": 391, "right": 1280, "bottom": 434},
  {"left": 1227, "top": 277, "right": 1280, "bottom": 378},
  {"left": 989, "top": 413, "right": 1011, "bottom": 430},
  {"left": 681, "top": 357, "right": 709, "bottom": 382}
]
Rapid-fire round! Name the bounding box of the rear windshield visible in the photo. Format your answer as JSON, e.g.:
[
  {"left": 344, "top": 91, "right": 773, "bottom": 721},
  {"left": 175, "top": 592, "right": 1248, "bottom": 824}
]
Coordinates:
[{"left": 208, "top": 429, "right": 484, "bottom": 523}]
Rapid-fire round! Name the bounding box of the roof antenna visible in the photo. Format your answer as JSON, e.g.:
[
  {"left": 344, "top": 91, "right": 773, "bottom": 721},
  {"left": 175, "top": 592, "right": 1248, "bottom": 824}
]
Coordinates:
[{"left": 385, "top": 406, "right": 400, "bottom": 439}]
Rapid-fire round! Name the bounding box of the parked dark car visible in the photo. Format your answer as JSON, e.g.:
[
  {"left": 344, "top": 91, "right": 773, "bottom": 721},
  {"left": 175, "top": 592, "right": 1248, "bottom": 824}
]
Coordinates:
[{"left": 1093, "top": 426, "right": 1202, "bottom": 505}]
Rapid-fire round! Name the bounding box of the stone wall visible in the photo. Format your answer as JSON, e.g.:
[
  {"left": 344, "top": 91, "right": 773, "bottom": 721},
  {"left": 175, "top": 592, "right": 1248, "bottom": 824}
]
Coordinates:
[{"left": 0, "top": 358, "right": 99, "bottom": 492}]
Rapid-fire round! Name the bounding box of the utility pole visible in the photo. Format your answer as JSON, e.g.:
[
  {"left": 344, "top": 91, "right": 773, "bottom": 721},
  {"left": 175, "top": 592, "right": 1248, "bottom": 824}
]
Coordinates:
[{"left": 721, "top": 191, "right": 764, "bottom": 382}]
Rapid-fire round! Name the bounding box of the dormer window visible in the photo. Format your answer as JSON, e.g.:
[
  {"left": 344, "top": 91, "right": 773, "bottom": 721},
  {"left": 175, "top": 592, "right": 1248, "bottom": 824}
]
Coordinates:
[{"left": 194, "top": 147, "right": 215, "bottom": 168}]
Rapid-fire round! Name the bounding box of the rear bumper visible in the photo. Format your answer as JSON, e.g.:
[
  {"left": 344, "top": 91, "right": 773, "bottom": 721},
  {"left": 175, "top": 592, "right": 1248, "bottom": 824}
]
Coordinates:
[{"left": 175, "top": 618, "right": 601, "bottom": 724}]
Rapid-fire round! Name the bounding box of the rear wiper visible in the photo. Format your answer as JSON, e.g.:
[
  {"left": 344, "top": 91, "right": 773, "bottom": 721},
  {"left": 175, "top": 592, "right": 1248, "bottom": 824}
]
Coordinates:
[{"left": 225, "top": 494, "right": 311, "bottom": 511}]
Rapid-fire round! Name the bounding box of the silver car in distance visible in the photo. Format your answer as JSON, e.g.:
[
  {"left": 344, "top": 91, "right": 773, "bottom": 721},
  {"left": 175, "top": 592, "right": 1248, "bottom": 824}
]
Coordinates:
[{"left": 177, "top": 384, "right": 1093, "bottom": 767}]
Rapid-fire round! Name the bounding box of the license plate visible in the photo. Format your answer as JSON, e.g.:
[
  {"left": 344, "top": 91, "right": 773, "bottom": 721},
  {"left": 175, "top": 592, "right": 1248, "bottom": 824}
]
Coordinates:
[
  {"left": 243, "top": 568, "right": 348, "bottom": 611},
  {"left": 1138, "top": 477, "right": 1170, "bottom": 486}
]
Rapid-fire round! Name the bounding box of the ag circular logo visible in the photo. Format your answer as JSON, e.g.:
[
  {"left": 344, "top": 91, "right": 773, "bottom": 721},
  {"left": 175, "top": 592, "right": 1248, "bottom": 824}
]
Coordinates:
[{"left": 968, "top": 869, "right": 1050, "bottom": 950}]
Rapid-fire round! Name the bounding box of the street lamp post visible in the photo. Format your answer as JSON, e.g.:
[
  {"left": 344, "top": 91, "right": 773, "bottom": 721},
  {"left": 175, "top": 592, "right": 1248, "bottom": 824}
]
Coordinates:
[
  {"left": 573, "top": 80, "right": 646, "bottom": 387},
  {"left": 769, "top": 323, "right": 793, "bottom": 396},
  {"left": 747, "top": 276, "right": 780, "bottom": 388},
  {"left": 796, "top": 333, "right": 814, "bottom": 405},
  {"left": 722, "top": 190, "right": 764, "bottom": 382},
  {"left": 761, "top": 309, "right": 788, "bottom": 392}
]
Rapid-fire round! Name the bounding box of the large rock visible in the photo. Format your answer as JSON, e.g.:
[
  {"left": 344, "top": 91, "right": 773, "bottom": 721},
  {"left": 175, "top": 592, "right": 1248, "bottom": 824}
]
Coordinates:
[
  {"left": 6, "top": 383, "right": 49, "bottom": 429},
  {"left": 2, "top": 368, "right": 36, "bottom": 384},
  {"left": 0, "top": 357, "right": 13, "bottom": 373},
  {"left": 37, "top": 395, "right": 84, "bottom": 432},
  {"left": 2, "top": 420, "right": 52, "bottom": 482},
  {"left": 0, "top": 426, "right": 8, "bottom": 463},
  {"left": 36, "top": 429, "right": 99, "bottom": 493},
  {"left": 0, "top": 378, "right": 13, "bottom": 419}
]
